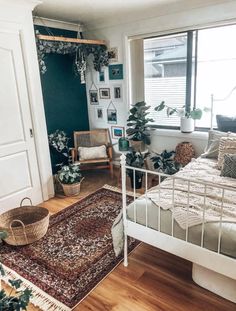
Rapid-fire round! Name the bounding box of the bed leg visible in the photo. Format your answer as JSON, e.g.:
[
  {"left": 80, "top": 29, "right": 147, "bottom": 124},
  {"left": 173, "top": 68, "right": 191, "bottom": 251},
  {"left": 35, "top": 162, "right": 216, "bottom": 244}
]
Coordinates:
[{"left": 124, "top": 233, "right": 128, "bottom": 267}]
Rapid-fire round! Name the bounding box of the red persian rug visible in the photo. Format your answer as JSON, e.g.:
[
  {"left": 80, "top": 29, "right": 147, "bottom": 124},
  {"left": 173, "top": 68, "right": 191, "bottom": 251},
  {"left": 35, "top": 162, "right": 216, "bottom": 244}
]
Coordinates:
[{"left": 0, "top": 186, "right": 137, "bottom": 311}]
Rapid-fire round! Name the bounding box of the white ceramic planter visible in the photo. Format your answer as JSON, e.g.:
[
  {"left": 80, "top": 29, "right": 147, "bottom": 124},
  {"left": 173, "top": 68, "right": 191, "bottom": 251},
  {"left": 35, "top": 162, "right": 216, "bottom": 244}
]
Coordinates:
[{"left": 180, "top": 117, "right": 194, "bottom": 133}]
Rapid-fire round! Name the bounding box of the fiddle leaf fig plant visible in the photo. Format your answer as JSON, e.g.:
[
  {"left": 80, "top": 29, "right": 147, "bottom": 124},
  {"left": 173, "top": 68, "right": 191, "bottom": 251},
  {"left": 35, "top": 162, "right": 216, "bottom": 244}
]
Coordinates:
[
  {"left": 151, "top": 150, "right": 181, "bottom": 175},
  {"left": 0, "top": 231, "right": 32, "bottom": 311},
  {"left": 126, "top": 101, "right": 154, "bottom": 145}
]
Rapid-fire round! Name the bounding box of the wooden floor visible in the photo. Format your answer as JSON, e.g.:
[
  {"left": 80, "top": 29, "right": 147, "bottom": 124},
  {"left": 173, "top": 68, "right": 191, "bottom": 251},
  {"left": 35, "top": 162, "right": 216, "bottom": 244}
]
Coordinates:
[{"left": 3, "top": 168, "right": 236, "bottom": 310}]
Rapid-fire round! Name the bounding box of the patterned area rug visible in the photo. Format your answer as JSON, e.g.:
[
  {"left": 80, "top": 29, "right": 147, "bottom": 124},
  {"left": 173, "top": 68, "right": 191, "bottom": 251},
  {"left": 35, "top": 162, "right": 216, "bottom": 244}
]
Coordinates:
[{"left": 0, "top": 186, "right": 137, "bottom": 311}]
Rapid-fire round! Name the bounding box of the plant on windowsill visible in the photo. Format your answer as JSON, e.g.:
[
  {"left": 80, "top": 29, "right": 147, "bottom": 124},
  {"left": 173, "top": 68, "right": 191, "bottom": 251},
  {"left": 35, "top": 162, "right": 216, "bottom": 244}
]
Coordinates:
[
  {"left": 48, "top": 130, "right": 84, "bottom": 196},
  {"left": 155, "top": 101, "right": 210, "bottom": 133},
  {"left": 126, "top": 101, "right": 154, "bottom": 151},
  {"left": 126, "top": 149, "right": 147, "bottom": 189},
  {"left": 0, "top": 231, "right": 32, "bottom": 311}
]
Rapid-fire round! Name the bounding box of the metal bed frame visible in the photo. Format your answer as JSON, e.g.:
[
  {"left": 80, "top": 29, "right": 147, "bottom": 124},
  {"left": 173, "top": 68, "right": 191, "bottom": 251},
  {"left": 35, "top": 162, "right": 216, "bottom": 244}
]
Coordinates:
[{"left": 120, "top": 154, "right": 236, "bottom": 303}]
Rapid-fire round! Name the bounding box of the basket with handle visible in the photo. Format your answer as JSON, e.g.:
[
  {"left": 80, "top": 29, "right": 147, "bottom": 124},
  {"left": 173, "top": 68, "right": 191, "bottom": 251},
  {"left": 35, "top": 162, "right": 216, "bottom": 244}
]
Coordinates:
[{"left": 0, "top": 198, "right": 49, "bottom": 246}]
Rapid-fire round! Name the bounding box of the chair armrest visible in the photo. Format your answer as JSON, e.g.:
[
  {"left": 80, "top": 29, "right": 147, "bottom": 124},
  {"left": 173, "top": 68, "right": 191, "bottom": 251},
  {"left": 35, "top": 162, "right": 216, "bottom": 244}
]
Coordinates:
[
  {"left": 70, "top": 148, "right": 78, "bottom": 163},
  {"left": 107, "top": 145, "right": 113, "bottom": 159}
]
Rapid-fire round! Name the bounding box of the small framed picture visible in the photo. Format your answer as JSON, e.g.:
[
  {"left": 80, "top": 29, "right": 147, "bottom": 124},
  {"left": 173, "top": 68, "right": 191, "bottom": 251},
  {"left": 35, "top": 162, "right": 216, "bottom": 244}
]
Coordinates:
[
  {"left": 109, "top": 64, "right": 123, "bottom": 80},
  {"left": 111, "top": 126, "right": 124, "bottom": 139},
  {"left": 95, "top": 107, "right": 104, "bottom": 121},
  {"left": 107, "top": 108, "right": 117, "bottom": 124},
  {"left": 113, "top": 85, "right": 122, "bottom": 101},
  {"left": 98, "top": 70, "right": 105, "bottom": 82},
  {"left": 108, "top": 47, "right": 118, "bottom": 63},
  {"left": 89, "top": 90, "right": 99, "bottom": 105},
  {"left": 99, "top": 88, "right": 110, "bottom": 99}
]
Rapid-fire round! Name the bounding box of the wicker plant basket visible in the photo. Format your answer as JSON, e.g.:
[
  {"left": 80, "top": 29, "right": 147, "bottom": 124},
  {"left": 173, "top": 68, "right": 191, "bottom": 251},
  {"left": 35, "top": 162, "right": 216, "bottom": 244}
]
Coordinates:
[
  {"left": 0, "top": 198, "right": 49, "bottom": 246},
  {"left": 60, "top": 177, "right": 84, "bottom": 196}
]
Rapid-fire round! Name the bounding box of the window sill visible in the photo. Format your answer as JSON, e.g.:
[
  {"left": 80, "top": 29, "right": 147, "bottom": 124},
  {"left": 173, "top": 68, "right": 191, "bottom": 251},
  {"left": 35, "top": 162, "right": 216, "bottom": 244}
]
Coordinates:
[{"left": 150, "top": 128, "right": 208, "bottom": 140}]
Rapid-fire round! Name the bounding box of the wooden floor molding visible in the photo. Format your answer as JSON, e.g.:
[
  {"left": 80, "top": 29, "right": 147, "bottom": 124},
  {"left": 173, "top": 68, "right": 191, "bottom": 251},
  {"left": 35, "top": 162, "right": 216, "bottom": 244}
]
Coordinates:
[{"left": 3, "top": 168, "right": 236, "bottom": 310}]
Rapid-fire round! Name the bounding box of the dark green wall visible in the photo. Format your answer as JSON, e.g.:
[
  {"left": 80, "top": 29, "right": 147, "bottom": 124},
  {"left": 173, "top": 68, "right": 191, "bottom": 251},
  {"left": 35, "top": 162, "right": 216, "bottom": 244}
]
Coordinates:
[{"left": 35, "top": 26, "right": 89, "bottom": 172}]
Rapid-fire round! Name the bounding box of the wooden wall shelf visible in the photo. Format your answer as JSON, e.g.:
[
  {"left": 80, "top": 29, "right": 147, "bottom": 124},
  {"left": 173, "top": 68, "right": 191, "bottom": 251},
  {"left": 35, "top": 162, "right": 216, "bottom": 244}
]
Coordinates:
[{"left": 37, "top": 34, "right": 106, "bottom": 46}]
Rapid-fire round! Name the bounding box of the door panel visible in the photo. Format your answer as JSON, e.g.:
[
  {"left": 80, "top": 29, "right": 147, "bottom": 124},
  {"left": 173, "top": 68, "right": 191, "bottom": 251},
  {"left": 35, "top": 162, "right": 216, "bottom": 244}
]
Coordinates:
[{"left": 0, "top": 30, "right": 42, "bottom": 212}]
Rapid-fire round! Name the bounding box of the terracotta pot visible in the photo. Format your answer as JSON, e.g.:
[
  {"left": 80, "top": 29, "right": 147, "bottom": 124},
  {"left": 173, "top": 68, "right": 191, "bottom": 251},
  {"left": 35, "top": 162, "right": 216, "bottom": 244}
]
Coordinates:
[{"left": 130, "top": 140, "right": 145, "bottom": 152}]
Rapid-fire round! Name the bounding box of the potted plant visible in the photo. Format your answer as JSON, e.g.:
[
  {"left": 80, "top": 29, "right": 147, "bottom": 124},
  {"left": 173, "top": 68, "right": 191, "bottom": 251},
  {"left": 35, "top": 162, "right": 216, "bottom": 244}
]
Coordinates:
[
  {"left": 48, "top": 130, "right": 84, "bottom": 196},
  {"left": 126, "top": 101, "right": 154, "bottom": 151},
  {"left": 151, "top": 150, "right": 180, "bottom": 177},
  {"left": 126, "top": 149, "right": 146, "bottom": 189},
  {"left": 155, "top": 101, "right": 209, "bottom": 133},
  {"left": 0, "top": 231, "right": 32, "bottom": 311},
  {"left": 57, "top": 163, "right": 84, "bottom": 196}
]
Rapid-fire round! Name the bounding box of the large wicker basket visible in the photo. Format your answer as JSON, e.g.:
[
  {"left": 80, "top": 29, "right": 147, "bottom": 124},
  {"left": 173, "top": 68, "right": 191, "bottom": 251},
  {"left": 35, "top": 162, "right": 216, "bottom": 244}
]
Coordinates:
[{"left": 0, "top": 198, "right": 49, "bottom": 246}]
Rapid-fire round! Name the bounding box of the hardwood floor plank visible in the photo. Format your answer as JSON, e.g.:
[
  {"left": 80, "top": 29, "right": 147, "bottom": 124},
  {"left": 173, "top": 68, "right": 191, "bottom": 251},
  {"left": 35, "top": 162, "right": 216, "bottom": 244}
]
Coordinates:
[{"left": 2, "top": 168, "right": 235, "bottom": 310}]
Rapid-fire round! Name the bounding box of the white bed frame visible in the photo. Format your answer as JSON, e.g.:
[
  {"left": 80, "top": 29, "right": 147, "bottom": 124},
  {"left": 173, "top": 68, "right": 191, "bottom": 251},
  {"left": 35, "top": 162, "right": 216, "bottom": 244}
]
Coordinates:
[{"left": 120, "top": 154, "right": 236, "bottom": 303}]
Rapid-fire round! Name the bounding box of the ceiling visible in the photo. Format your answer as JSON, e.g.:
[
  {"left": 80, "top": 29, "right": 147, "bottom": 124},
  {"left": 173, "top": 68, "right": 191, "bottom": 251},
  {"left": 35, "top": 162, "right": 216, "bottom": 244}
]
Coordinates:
[{"left": 34, "top": 0, "right": 230, "bottom": 29}]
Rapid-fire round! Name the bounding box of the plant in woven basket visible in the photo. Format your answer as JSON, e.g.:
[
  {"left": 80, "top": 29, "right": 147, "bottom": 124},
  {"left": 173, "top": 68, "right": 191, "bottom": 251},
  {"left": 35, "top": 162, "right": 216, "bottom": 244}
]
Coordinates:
[
  {"left": 57, "top": 164, "right": 82, "bottom": 185},
  {"left": 0, "top": 231, "right": 32, "bottom": 311},
  {"left": 126, "top": 101, "right": 154, "bottom": 145}
]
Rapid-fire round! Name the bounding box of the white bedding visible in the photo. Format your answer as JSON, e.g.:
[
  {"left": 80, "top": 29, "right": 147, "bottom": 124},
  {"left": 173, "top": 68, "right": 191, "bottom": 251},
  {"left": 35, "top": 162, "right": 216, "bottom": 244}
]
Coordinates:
[{"left": 147, "top": 158, "right": 236, "bottom": 229}]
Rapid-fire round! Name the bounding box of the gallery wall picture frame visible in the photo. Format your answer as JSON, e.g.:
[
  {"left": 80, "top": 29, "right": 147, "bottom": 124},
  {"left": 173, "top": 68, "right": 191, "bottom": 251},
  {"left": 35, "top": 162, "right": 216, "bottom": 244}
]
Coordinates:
[
  {"left": 108, "top": 47, "right": 118, "bottom": 63},
  {"left": 109, "top": 64, "right": 123, "bottom": 80},
  {"left": 113, "top": 85, "right": 122, "bottom": 101},
  {"left": 95, "top": 107, "right": 104, "bottom": 122},
  {"left": 111, "top": 126, "right": 124, "bottom": 139},
  {"left": 99, "top": 88, "right": 110, "bottom": 99},
  {"left": 107, "top": 101, "right": 117, "bottom": 124},
  {"left": 98, "top": 70, "right": 105, "bottom": 83},
  {"left": 89, "top": 90, "right": 99, "bottom": 105}
]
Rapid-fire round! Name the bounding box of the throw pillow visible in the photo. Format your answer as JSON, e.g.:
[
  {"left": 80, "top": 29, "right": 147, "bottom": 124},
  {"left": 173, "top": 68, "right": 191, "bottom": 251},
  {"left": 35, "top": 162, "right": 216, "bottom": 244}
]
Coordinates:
[
  {"left": 78, "top": 145, "right": 107, "bottom": 160},
  {"left": 201, "top": 130, "right": 230, "bottom": 159},
  {"left": 217, "top": 137, "right": 236, "bottom": 168},
  {"left": 216, "top": 115, "right": 236, "bottom": 133},
  {"left": 221, "top": 154, "right": 236, "bottom": 179}
]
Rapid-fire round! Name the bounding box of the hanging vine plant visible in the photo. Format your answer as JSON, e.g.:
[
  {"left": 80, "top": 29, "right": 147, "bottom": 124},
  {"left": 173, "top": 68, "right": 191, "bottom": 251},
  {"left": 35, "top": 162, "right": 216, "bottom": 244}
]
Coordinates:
[{"left": 35, "top": 31, "right": 109, "bottom": 83}]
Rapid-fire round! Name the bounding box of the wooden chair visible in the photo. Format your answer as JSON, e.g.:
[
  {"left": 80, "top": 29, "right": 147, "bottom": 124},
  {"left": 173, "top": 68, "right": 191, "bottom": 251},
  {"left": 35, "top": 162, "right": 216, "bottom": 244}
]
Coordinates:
[{"left": 71, "top": 129, "right": 113, "bottom": 177}]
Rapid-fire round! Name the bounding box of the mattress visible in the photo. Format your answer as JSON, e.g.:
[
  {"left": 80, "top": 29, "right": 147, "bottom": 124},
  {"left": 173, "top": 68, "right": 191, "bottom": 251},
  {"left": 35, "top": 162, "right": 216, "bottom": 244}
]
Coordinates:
[{"left": 126, "top": 158, "right": 236, "bottom": 258}]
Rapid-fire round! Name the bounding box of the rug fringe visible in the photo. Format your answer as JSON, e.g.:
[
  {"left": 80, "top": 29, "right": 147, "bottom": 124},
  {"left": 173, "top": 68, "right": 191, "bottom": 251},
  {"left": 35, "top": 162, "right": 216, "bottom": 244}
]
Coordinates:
[
  {"left": 103, "top": 184, "right": 140, "bottom": 197},
  {"left": 1, "top": 264, "right": 71, "bottom": 311}
]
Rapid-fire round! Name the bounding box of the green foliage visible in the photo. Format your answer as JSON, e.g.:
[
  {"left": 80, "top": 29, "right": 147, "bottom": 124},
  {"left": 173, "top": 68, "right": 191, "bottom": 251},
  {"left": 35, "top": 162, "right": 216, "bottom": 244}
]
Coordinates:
[
  {"left": 48, "top": 130, "right": 70, "bottom": 162},
  {"left": 126, "top": 149, "right": 147, "bottom": 177},
  {"left": 57, "top": 164, "right": 82, "bottom": 185},
  {"left": 126, "top": 101, "right": 154, "bottom": 145},
  {"left": 0, "top": 231, "right": 32, "bottom": 311},
  {"left": 155, "top": 101, "right": 208, "bottom": 120},
  {"left": 151, "top": 150, "right": 181, "bottom": 175}
]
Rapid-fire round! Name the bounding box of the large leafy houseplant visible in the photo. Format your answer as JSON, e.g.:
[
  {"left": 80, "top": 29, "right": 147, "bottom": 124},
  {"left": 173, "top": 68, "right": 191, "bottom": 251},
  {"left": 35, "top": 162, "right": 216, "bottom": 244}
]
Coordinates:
[
  {"left": 126, "top": 101, "right": 154, "bottom": 145},
  {"left": 0, "top": 231, "right": 32, "bottom": 311},
  {"left": 126, "top": 149, "right": 147, "bottom": 189},
  {"left": 151, "top": 150, "right": 180, "bottom": 176}
]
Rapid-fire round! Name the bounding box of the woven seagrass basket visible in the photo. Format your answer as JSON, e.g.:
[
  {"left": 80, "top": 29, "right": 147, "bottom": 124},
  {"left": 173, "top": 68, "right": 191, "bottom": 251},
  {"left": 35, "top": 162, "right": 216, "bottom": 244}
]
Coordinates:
[
  {"left": 0, "top": 198, "right": 49, "bottom": 246},
  {"left": 59, "top": 177, "right": 84, "bottom": 196}
]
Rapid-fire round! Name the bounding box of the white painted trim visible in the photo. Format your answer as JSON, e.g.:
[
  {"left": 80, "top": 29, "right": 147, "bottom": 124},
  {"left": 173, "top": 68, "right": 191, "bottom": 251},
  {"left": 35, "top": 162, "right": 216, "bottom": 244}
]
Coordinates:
[
  {"left": 126, "top": 220, "right": 236, "bottom": 280},
  {"left": 150, "top": 129, "right": 208, "bottom": 140},
  {"left": 33, "top": 16, "right": 83, "bottom": 32},
  {"left": 0, "top": 0, "right": 41, "bottom": 11}
]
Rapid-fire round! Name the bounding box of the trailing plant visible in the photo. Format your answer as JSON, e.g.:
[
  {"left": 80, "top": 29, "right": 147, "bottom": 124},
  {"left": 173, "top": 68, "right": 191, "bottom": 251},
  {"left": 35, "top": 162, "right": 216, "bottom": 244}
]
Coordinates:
[
  {"left": 57, "top": 164, "right": 82, "bottom": 185},
  {"left": 126, "top": 101, "right": 154, "bottom": 145},
  {"left": 48, "top": 130, "right": 70, "bottom": 161},
  {"left": 155, "top": 101, "right": 210, "bottom": 120},
  {"left": 0, "top": 231, "right": 32, "bottom": 311},
  {"left": 151, "top": 150, "right": 181, "bottom": 175}
]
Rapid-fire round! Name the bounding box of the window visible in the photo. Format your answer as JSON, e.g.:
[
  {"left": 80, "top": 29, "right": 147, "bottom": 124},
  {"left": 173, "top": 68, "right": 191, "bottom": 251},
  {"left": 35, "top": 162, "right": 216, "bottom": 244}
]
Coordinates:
[{"left": 144, "top": 24, "right": 236, "bottom": 129}]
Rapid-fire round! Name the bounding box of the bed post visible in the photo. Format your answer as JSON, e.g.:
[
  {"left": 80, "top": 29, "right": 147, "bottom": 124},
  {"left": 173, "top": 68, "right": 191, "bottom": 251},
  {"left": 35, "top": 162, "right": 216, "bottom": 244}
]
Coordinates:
[{"left": 120, "top": 154, "right": 128, "bottom": 267}]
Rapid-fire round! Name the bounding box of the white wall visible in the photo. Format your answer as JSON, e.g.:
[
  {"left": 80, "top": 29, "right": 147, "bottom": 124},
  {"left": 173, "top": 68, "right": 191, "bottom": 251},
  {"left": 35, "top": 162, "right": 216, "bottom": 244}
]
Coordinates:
[{"left": 85, "top": 0, "right": 236, "bottom": 158}]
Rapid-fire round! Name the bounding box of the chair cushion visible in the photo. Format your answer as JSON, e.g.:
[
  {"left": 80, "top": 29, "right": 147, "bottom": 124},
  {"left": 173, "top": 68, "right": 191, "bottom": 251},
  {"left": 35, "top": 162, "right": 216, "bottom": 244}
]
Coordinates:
[
  {"left": 78, "top": 145, "right": 107, "bottom": 161},
  {"left": 221, "top": 154, "right": 236, "bottom": 179}
]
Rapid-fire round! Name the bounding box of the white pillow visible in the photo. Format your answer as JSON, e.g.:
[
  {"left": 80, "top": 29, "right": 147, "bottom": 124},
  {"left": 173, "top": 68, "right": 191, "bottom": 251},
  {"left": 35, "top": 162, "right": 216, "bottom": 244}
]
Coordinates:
[{"left": 78, "top": 145, "right": 107, "bottom": 160}]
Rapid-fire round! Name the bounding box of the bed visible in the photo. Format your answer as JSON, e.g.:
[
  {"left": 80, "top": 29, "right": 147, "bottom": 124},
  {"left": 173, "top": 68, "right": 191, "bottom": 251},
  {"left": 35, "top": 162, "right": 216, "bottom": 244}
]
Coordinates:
[{"left": 116, "top": 154, "right": 236, "bottom": 303}]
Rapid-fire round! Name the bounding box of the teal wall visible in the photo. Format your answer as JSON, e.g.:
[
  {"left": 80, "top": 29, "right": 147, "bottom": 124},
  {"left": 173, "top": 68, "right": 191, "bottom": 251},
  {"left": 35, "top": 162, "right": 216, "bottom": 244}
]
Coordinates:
[{"left": 35, "top": 26, "right": 89, "bottom": 172}]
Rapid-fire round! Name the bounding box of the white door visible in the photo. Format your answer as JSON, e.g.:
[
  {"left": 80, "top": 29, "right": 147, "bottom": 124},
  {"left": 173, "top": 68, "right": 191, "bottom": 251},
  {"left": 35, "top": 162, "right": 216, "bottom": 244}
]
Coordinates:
[{"left": 0, "top": 30, "right": 42, "bottom": 212}]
